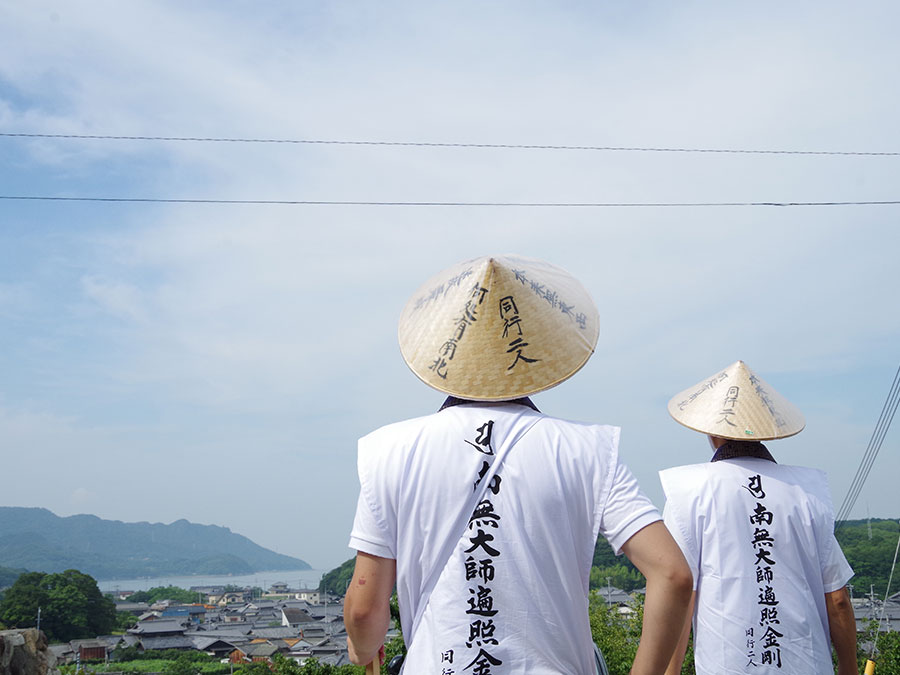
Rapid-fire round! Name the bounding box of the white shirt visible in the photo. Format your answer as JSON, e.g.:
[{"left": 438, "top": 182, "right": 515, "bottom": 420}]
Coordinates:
[
  {"left": 349, "top": 402, "right": 660, "bottom": 675},
  {"left": 660, "top": 457, "right": 854, "bottom": 675}
]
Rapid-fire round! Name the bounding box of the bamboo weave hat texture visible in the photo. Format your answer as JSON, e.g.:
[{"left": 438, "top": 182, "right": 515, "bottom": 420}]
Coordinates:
[
  {"left": 668, "top": 360, "right": 806, "bottom": 441},
  {"left": 398, "top": 254, "right": 600, "bottom": 401}
]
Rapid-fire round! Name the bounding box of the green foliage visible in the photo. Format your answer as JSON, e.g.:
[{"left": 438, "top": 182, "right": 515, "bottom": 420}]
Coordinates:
[
  {"left": 857, "top": 619, "right": 900, "bottom": 675},
  {"left": 382, "top": 633, "right": 406, "bottom": 673},
  {"left": 0, "top": 569, "right": 116, "bottom": 642},
  {"left": 590, "top": 564, "right": 646, "bottom": 593},
  {"left": 92, "top": 654, "right": 230, "bottom": 675},
  {"left": 593, "top": 537, "right": 642, "bottom": 576},
  {"left": 235, "top": 662, "right": 275, "bottom": 675},
  {"left": 589, "top": 591, "right": 643, "bottom": 675},
  {"left": 679, "top": 634, "right": 696, "bottom": 675},
  {"left": 868, "top": 629, "right": 900, "bottom": 674},
  {"left": 592, "top": 536, "right": 645, "bottom": 594},
  {"left": 145, "top": 651, "right": 217, "bottom": 663},
  {"left": 127, "top": 586, "right": 203, "bottom": 604},
  {"left": 234, "top": 653, "right": 364, "bottom": 675},
  {"left": 319, "top": 558, "right": 355, "bottom": 596},
  {"left": 112, "top": 645, "right": 143, "bottom": 662},
  {"left": 836, "top": 519, "right": 900, "bottom": 598},
  {"left": 0, "top": 565, "right": 26, "bottom": 588},
  {"left": 114, "top": 612, "right": 138, "bottom": 632},
  {"left": 164, "top": 654, "right": 201, "bottom": 675}
]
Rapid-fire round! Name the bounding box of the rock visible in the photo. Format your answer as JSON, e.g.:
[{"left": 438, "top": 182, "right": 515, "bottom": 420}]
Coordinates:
[{"left": 0, "top": 629, "right": 60, "bottom": 675}]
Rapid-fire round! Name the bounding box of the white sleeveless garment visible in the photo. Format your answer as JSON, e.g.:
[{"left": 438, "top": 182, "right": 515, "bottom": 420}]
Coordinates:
[{"left": 350, "top": 402, "right": 660, "bottom": 675}]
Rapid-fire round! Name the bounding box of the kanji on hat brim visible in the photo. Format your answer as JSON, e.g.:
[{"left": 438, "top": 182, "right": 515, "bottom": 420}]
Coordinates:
[
  {"left": 668, "top": 361, "right": 805, "bottom": 441},
  {"left": 398, "top": 254, "right": 599, "bottom": 401}
]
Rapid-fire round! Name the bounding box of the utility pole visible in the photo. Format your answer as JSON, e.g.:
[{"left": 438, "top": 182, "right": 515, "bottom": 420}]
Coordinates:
[
  {"left": 36, "top": 607, "right": 41, "bottom": 632},
  {"left": 606, "top": 577, "right": 612, "bottom": 605}
]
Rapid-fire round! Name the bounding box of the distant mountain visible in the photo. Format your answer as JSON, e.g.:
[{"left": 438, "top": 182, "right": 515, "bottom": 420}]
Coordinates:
[{"left": 0, "top": 507, "right": 310, "bottom": 580}]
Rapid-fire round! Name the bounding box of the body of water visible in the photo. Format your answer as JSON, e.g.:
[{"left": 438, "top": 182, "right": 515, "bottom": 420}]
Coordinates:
[{"left": 97, "top": 569, "right": 324, "bottom": 593}]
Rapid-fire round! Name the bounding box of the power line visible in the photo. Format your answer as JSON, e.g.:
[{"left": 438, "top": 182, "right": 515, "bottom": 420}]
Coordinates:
[
  {"left": 2, "top": 132, "right": 899, "bottom": 156},
  {"left": 836, "top": 372, "right": 899, "bottom": 526},
  {"left": 836, "top": 365, "right": 900, "bottom": 528},
  {"left": 3, "top": 195, "right": 900, "bottom": 208}
]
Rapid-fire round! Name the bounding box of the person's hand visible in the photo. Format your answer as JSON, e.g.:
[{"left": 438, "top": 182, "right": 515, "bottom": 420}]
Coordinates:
[{"left": 362, "top": 645, "right": 385, "bottom": 673}]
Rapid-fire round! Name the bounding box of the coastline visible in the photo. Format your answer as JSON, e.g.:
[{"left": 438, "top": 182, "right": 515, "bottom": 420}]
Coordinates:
[{"left": 97, "top": 568, "right": 323, "bottom": 593}]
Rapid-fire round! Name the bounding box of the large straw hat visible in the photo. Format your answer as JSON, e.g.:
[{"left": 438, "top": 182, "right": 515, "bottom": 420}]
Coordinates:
[
  {"left": 668, "top": 361, "right": 805, "bottom": 440},
  {"left": 398, "top": 254, "right": 599, "bottom": 401}
]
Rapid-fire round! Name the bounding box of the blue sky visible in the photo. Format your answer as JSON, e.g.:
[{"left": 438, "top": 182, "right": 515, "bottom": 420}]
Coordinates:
[{"left": 1, "top": 1, "right": 899, "bottom": 572}]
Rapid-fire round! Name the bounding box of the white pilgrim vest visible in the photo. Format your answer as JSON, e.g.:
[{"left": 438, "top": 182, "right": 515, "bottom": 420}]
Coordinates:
[
  {"left": 351, "top": 402, "right": 661, "bottom": 675},
  {"left": 660, "top": 458, "right": 853, "bottom": 675}
]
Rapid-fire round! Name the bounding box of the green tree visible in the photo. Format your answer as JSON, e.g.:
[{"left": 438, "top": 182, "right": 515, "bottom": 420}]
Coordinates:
[
  {"left": 319, "top": 558, "right": 355, "bottom": 596},
  {"left": 589, "top": 591, "right": 643, "bottom": 675},
  {"left": 593, "top": 537, "right": 642, "bottom": 577},
  {"left": 127, "top": 586, "right": 203, "bottom": 605},
  {"left": 0, "top": 566, "right": 26, "bottom": 588},
  {"left": 868, "top": 629, "right": 900, "bottom": 674},
  {"left": 0, "top": 569, "right": 116, "bottom": 642},
  {"left": 836, "top": 519, "right": 900, "bottom": 598},
  {"left": 590, "top": 564, "right": 646, "bottom": 593},
  {"left": 858, "top": 618, "right": 900, "bottom": 675},
  {"left": 112, "top": 644, "right": 143, "bottom": 662},
  {"left": 114, "top": 611, "right": 138, "bottom": 632},
  {"left": 164, "top": 654, "right": 201, "bottom": 675},
  {"left": 239, "top": 656, "right": 365, "bottom": 675},
  {"left": 235, "top": 663, "right": 275, "bottom": 675}
]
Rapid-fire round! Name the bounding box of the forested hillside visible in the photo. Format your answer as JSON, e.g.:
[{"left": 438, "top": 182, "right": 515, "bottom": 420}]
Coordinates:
[
  {"left": 835, "top": 518, "right": 900, "bottom": 598},
  {"left": 0, "top": 566, "right": 26, "bottom": 588},
  {"left": 0, "top": 507, "right": 310, "bottom": 580}
]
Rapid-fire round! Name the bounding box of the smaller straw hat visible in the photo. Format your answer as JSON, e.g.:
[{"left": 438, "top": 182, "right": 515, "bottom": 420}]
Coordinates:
[
  {"left": 398, "top": 254, "right": 599, "bottom": 401},
  {"left": 668, "top": 361, "right": 805, "bottom": 440}
]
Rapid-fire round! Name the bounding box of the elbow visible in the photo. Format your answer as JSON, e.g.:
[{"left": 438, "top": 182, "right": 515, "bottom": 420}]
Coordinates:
[
  {"left": 345, "top": 594, "right": 389, "bottom": 636},
  {"left": 826, "top": 587, "right": 854, "bottom": 620},
  {"left": 832, "top": 591, "right": 852, "bottom": 613},
  {"left": 346, "top": 603, "right": 378, "bottom": 631},
  {"left": 674, "top": 564, "right": 694, "bottom": 600},
  {"left": 659, "top": 557, "right": 694, "bottom": 601}
]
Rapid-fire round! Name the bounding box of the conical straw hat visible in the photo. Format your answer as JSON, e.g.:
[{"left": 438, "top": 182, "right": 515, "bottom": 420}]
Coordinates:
[
  {"left": 668, "top": 361, "right": 805, "bottom": 441},
  {"left": 398, "top": 254, "right": 600, "bottom": 401}
]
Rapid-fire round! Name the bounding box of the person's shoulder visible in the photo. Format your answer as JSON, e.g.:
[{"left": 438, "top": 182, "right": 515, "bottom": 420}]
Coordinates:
[
  {"left": 775, "top": 462, "right": 827, "bottom": 479},
  {"left": 536, "top": 411, "right": 620, "bottom": 435},
  {"left": 360, "top": 410, "right": 440, "bottom": 442},
  {"left": 660, "top": 461, "right": 710, "bottom": 477},
  {"left": 659, "top": 462, "right": 712, "bottom": 497},
  {"left": 770, "top": 463, "right": 831, "bottom": 497}
]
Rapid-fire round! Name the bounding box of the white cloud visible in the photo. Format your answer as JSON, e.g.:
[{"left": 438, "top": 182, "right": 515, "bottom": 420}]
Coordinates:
[
  {"left": 1, "top": 1, "right": 899, "bottom": 569},
  {"left": 81, "top": 275, "right": 148, "bottom": 324}
]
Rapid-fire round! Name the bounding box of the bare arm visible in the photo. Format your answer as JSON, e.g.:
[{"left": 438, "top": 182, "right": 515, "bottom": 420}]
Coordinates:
[
  {"left": 344, "top": 551, "right": 396, "bottom": 666},
  {"left": 663, "top": 591, "right": 694, "bottom": 675},
  {"left": 620, "top": 521, "right": 694, "bottom": 675},
  {"left": 825, "top": 586, "right": 858, "bottom": 675}
]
